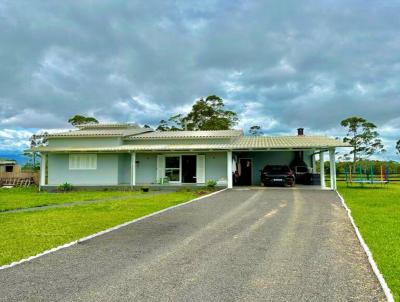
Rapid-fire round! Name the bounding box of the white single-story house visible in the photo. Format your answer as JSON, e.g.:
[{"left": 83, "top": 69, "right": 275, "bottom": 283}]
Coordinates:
[{"left": 32, "top": 123, "right": 348, "bottom": 190}]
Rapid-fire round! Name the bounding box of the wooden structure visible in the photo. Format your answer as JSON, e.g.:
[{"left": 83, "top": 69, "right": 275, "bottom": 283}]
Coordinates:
[
  {"left": 0, "top": 171, "right": 39, "bottom": 187},
  {"left": 0, "top": 159, "right": 20, "bottom": 173},
  {"left": 0, "top": 177, "right": 33, "bottom": 187}
]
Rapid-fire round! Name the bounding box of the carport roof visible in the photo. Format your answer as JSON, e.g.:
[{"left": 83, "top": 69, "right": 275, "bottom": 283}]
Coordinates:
[
  {"left": 32, "top": 135, "right": 349, "bottom": 152},
  {"left": 231, "top": 136, "right": 348, "bottom": 148}
]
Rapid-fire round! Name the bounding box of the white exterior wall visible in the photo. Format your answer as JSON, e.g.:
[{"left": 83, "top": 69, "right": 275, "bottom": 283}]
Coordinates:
[{"left": 47, "top": 153, "right": 119, "bottom": 186}]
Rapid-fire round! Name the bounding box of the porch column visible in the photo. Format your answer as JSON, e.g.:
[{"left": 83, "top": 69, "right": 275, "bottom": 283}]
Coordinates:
[
  {"left": 227, "top": 151, "right": 233, "bottom": 189},
  {"left": 329, "top": 148, "right": 337, "bottom": 190},
  {"left": 131, "top": 152, "right": 136, "bottom": 186},
  {"left": 40, "top": 153, "right": 47, "bottom": 188},
  {"left": 312, "top": 151, "right": 317, "bottom": 173},
  {"left": 319, "top": 151, "right": 326, "bottom": 189}
]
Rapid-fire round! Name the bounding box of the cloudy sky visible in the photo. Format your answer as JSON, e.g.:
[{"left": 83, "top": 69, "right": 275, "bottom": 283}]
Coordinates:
[{"left": 1, "top": 0, "right": 399, "bottom": 160}]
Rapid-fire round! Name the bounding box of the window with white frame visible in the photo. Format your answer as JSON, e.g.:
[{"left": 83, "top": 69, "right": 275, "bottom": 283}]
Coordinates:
[
  {"left": 165, "top": 156, "right": 180, "bottom": 182},
  {"left": 69, "top": 154, "right": 97, "bottom": 170}
]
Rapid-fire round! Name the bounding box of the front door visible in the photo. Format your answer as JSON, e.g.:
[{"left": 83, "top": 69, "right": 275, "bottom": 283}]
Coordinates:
[
  {"left": 182, "top": 155, "right": 197, "bottom": 183},
  {"left": 238, "top": 158, "right": 252, "bottom": 186}
]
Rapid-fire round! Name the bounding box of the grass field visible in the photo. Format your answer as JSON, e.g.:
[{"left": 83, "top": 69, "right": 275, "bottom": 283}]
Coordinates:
[
  {"left": 0, "top": 187, "right": 146, "bottom": 212},
  {"left": 0, "top": 187, "right": 214, "bottom": 266},
  {"left": 338, "top": 182, "right": 400, "bottom": 301}
]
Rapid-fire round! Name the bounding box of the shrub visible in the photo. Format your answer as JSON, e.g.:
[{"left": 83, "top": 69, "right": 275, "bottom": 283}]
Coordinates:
[
  {"left": 57, "top": 182, "right": 73, "bottom": 192},
  {"left": 206, "top": 179, "right": 217, "bottom": 188}
]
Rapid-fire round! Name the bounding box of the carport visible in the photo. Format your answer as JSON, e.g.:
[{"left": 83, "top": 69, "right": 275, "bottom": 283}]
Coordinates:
[
  {"left": 225, "top": 129, "right": 346, "bottom": 190},
  {"left": 228, "top": 149, "right": 336, "bottom": 190}
]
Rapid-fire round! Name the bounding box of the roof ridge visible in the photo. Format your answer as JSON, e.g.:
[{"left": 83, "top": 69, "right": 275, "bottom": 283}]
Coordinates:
[
  {"left": 152, "top": 129, "right": 242, "bottom": 132},
  {"left": 46, "top": 127, "right": 151, "bottom": 138},
  {"left": 77, "top": 123, "right": 140, "bottom": 129},
  {"left": 127, "top": 129, "right": 243, "bottom": 139}
]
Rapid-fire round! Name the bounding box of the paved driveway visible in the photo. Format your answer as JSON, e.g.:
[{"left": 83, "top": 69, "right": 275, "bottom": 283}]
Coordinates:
[{"left": 0, "top": 189, "right": 384, "bottom": 301}]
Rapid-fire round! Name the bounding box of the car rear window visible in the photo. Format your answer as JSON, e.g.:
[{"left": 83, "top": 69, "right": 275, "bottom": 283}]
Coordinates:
[{"left": 264, "top": 166, "right": 290, "bottom": 173}]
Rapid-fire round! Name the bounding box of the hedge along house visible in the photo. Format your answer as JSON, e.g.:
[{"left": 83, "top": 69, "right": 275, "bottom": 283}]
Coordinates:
[{"left": 31, "top": 123, "right": 348, "bottom": 190}]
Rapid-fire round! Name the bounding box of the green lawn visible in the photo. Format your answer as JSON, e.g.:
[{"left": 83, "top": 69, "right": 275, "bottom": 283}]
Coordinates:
[
  {"left": 0, "top": 187, "right": 146, "bottom": 212},
  {"left": 0, "top": 188, "right": 214, "bottom": 266},
  {"left": 338, "top": 182, "right": 400, "bottom": 301}
]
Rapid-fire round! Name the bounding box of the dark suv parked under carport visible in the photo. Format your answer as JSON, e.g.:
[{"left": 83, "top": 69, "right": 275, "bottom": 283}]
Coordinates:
[{"left": 261, "top": 165, "right": 295, "bottom": 187}]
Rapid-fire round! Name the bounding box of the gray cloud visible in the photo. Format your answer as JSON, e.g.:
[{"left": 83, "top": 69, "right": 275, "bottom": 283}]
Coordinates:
[{"left": 0, "top": 0, "right": 399, "bottom": 158}]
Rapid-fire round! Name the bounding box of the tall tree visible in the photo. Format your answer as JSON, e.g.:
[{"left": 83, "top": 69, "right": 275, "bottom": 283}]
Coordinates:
[
  {"left": 340, "top": 116, "right": 385, "bottom": 170},
  {"left": 68, "top": 115, "right": 98, "bottom": 126},
  {"left": 25, "top": 132, "right": 48, "bottom": 168},
  {"left": 249, "top": 125, "right": 263, "bottom": 136},
  {"left": 155, "top": 115, "right": 183, "bottom": 131},
  {"left": 156, "top": 120, "right": 170, "bottom": 131},
  {"left": 157, "top": 95, "right": 238, "bottom": 131}
]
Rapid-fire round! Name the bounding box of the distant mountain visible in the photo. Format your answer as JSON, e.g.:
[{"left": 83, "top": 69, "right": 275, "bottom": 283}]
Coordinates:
[{"left": 0, "top": 150, "right": 28, "bottom": 164}]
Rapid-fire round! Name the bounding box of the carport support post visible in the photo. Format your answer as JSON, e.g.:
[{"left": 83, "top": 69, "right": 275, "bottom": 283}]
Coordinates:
[
  {"left": 329, "top": 148, "right": 337, "bottom": 190},
  {"left": 227, "top": 151, "right": 233, "bottom": 188},
  {"left": 40, "top": 153, "right": 47, "bottom": 189},
  {"left": 312, "top": 151, "right": 317, "bottom": 173},
  {"left": 131, "top": 152, "right": 136, "bottom": 186},
  {"left": 320, "top": 151, "right": 326, "bottom": 189}
]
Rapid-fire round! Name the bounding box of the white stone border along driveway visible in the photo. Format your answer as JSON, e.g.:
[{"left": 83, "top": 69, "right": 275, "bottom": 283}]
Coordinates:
[{"left": 336, "top": 191, "right": 394, "bottom": 302}]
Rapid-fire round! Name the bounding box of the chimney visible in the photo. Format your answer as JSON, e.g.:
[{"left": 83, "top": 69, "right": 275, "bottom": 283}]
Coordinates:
[{"left": 297, "top": 128, "right": 304, "bottom": 136}]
